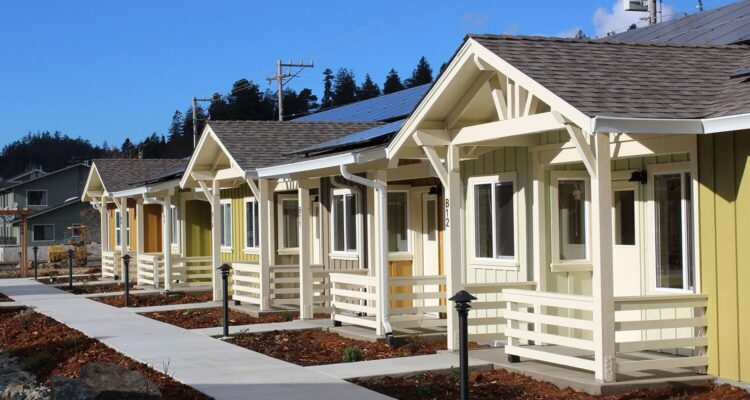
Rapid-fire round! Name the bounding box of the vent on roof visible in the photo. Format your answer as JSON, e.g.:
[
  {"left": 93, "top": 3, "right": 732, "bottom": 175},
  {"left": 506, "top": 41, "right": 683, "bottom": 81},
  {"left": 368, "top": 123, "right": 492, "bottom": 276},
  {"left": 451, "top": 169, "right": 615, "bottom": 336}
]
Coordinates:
[{"left": 731, "top": 66, "right": 750, "bottom": 79}]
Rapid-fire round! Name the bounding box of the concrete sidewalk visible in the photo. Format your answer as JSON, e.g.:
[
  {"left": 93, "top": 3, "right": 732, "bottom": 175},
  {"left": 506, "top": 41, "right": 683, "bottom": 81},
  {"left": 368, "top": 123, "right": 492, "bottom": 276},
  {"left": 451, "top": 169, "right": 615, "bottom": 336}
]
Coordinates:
[
  {"left": 310, "top": 352, "right": 493, "bottom": 380},
  {"left": 0, "top": 278, "right": 392, "bottom": 400},
  {"left": 191, "top": 318, "right": 331, "bottom": 336},
  {"left": 126, "top": 301, "right": 219, "bottom": 313}
]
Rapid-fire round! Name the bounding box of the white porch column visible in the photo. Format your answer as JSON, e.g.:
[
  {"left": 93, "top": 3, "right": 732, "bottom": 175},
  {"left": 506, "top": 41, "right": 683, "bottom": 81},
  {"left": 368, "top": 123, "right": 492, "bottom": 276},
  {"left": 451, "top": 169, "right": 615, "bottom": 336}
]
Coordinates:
[
  {"left": 258, "top": 179, "right": 272, "bottom": 311},
  {"left": 117, "top": 198, "right": 127, "bottom": 279},
  {"left": 445, "top": 145, "right": 463, "bottom": 351},
  {"left": 162, "top": 199, "right": 172, "bottom": 291},
  {"left": 372, "top": 170, "right": 388, "bottom": 336},
  {"left": 99, "top": 196, "right": 109, "bottom": 252},
  {"left": 298, "top": 179, "right": 313, "bottom": 319},
  {"left": 210, "top": 180, "right": 222, "bottom": 301},
  {"left": 591, "top": 132, "right": 615, "bottom": 382}
]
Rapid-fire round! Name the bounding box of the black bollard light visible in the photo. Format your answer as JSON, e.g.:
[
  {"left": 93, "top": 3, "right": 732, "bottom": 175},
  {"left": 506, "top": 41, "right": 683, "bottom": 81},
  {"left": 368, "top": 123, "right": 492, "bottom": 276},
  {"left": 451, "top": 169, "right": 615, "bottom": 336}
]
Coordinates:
[
  {"left": 32, "top": 246, "right": 39, "bottom": 281},
  {"left": 449, "top": 290, "right": 477, "bottom": 400},
  {"left": 122, "top": 254, "right": 131, "bottom": 307},
  {"left": 66, "top": 248, "right": 75, "bottom": 289},
  {"left": 218, "top": 263, "right": 232, "bottom": 338}
]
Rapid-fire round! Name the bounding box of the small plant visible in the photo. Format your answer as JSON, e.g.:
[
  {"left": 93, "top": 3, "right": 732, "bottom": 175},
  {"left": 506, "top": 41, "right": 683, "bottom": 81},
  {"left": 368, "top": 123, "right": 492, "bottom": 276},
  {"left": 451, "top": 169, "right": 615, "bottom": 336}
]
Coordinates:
[
  {"left": 413, "top": 381, "right": 441, "bottom": 397},
  {"left": 161, "top": 358, "right": 174, "bottom": 378},
  {"left": 17, "top": 308, "right": 35, "bottom": 329},
  {"left": 406, "top": 334, "right": 422, "bottom": 354},
  {"left": 22, "top": 352, "right": 52, "bottom": 373},
  {"left": 447, "top": 367, "right": 460, "bottom": 385},
  {"left": 186, "top": 309, "right": 194, "bottom": 316},
  {"left": 507, "top": 384, "right": 524, "bottom": 396},
  {"left": 62, "top": 337, "right": 80, "bottom": 349},
  {"left": 342, "top": 346, "right": 364, "bottom": 362},
  {"left": 283, "top": 313, "right": 294, "bottom": 322}
]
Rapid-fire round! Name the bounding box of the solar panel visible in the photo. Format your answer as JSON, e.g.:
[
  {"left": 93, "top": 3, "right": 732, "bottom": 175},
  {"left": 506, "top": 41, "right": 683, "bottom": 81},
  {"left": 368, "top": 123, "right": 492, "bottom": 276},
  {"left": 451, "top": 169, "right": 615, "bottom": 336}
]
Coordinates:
[
  {"left": 291, "top": 119, "right": 405, "bottom": 155},
  {"left": 294, "top": 85, "right": 429, "bottom": 122}
]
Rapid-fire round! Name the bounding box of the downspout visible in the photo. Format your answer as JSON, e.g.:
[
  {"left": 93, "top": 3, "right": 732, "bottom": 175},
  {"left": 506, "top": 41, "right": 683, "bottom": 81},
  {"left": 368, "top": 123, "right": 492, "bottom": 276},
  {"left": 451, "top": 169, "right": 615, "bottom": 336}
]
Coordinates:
[
  {"left": 143, "top": 194, "right": 172, "bottom": 292},
  {"left": 340, "top": 164, "right": 392, "bottom": 338}
]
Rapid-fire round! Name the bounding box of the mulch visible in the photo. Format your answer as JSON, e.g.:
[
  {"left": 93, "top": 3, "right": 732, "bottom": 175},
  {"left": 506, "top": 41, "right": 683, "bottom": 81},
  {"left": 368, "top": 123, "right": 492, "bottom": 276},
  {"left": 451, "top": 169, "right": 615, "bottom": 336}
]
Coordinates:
[
  {"left": 143, "top": 309, "right": 297, "bottom": 329},
  {"left": 0, "top": 292, "right": 13, "bottom": 302},
  {"left": 37, "top": 274, "right": 100, "bottom": 285},
  {"left": 61, "top": 282, "right": 135, "bottom": 295},
  {"left": 0, "top": 308, "right": 211, "bottom": 400},
  {"left": 225, "top": 329, "right": 451, "bottom": 366},
  {"left": 93, "top": 291, "right": 213, "bottom": 308},
  {"left": 354, "top": 369, "right": 750, "bottom": 400}
]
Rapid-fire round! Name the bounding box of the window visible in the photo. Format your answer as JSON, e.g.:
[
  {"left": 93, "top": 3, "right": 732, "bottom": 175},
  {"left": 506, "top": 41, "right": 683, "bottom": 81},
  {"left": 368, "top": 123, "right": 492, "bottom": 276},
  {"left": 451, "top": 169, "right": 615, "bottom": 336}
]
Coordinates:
[
  {"left": 550, "top": 172, "right": 590, "bottom": 270},
  {"left": 27, "top": 190, "right": 47, "bottom": 206},
  {"left": 220, "top": 200, "right": 232, "bottom": 249},
  {"left": 471, "top": 177, "right": 515, "bottom": 261},
  {"left": 245, "top": 198, "right": 260, "bottom": 250},
  {"left": 332, "top": 190, "right": 357, "bottom": 253},
  {"left": 115, "top": 210, "right": 122, "bottom": 248},
  {"left": 170, "top": 206, "right": 178, "bottom": 245},
  {"left": 125, "top": 210, "right": 131, "bottom": 248},
  {"left": 614, "top": 190, "right": 635, "bottom": 245},
  {"left": 32, "top": 225, "right": 54, "bottom": 241},
  {"left": 280, "top": 197, "right": 299, "bottom": 250},
  {"left": 653, "top": 171, "right": 693, "bottom": 291},
  {"left": 388, "top": 192, "right": 409, "bottom": 253}
]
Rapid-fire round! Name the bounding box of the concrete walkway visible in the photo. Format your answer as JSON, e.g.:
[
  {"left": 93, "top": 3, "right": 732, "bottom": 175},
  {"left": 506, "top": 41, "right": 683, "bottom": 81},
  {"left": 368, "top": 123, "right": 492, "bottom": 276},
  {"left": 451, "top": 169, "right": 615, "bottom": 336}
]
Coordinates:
[
  {"left": 191, "top": 319, "right": 331, "bottom": 336},
  {"left": 310, "top": 352, "right": 493, "bottom": 380},
  {"left": 126, "top": 301, "right": 219, "bottom": 314},
  {"left": 0, "top": 279, "right": 392, "bottom": 400}
]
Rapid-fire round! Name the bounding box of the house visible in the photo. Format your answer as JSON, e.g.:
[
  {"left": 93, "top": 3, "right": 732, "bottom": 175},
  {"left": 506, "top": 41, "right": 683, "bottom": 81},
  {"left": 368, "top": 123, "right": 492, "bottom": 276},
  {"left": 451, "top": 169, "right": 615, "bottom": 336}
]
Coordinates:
[
  {"left": 0, "top": 163, "right": 90, "bottom": 262},
  {"left": 81, "top": 158, "right": 213, "bottom": 290}
]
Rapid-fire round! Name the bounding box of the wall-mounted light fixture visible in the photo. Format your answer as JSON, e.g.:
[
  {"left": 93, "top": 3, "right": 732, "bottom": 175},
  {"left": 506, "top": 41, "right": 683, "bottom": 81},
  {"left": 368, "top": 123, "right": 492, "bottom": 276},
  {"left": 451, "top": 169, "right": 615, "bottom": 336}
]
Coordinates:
[{"left": 629, "top": 170, "right": 648, "bottom": 184}]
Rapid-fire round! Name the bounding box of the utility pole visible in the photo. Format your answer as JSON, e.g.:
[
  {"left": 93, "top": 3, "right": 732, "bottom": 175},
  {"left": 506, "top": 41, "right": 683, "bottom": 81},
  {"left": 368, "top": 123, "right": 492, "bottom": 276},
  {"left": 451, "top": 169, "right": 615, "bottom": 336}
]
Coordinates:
[
  {"left": 697, "top": 0, "right": 704, "bottom": 12},
  {"left": 192, "top": 97, "right": 212, "bottom": 149},
  {"left": 648, "top": 0, "right": 657, "bottom": 24},
  {"left": 266, "top": 60, "right": 314, "bottom": 121}
]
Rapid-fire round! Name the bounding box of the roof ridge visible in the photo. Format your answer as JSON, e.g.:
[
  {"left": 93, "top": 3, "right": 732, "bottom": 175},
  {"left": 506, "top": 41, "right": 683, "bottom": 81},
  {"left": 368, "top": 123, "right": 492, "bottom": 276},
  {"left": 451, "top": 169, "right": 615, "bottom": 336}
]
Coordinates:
[
  {"left": 207, "top": 119, "right": 382, "bottom": 125},
  {"left": 467, "top": 33, "right": 750, "bottom": 50}
]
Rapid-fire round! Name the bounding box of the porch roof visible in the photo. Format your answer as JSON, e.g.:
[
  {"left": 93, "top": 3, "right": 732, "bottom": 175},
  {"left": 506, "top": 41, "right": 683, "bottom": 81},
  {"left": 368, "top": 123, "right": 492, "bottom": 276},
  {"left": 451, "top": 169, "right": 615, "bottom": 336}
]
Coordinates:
[{"left": 82, "top": 159, "right": 188, "bottom": 200}]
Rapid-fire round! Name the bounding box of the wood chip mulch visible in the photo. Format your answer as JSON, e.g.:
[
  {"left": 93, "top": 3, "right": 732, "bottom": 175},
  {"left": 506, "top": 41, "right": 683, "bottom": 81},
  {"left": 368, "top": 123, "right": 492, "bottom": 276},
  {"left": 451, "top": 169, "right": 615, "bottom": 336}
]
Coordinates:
[
  {"left": 0, "top": 308, "right": 211, "bottom": 400},
  {"left": 354, "top": 369, "right": 750, "bottom": 400},
  {"left": 93, "top": 291, "right": 212, "bottom": 308},
  {"left": 61, "top": 282, "right": 135, "bottom": 295},
  {"left": 225, "top": 329, "right": 450, "bottom": 366},
  {"left": 144, "top": 309, "right": 294, "bottom": 329},
  {"left": 0, "top": 292, "right": 13, "bottom": 302}
]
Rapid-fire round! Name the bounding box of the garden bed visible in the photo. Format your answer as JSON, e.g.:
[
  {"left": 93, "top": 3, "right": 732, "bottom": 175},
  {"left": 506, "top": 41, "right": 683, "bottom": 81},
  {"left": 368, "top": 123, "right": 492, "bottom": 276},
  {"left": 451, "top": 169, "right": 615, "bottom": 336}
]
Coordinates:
[
  {"left": 93, "top": 291, "right": 212, "bottom": 307},
  {"left": 353, "top": 369, "right": 750, "bottom": 400},
  {"left": 0, "top": 292, "right": 13, "bottom": 302},
  {"left": 0, "top": 307, "right": 211, "bottom": 399},
  {"left": 225, "top": 329, "right": 451, "bottom": 366},
  {"left": 144, "top": 310, "right": 327, "bottom": 329},
  {"left": 61, "top": 282, "right": 135, "bottom": 295}
]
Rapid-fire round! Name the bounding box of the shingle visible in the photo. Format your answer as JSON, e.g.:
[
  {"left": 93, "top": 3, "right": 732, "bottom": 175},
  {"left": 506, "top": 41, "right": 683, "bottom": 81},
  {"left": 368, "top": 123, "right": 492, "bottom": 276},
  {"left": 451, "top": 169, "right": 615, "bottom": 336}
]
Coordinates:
[{"left": 93, "top": 159, "right": 189, "bottom": 192}]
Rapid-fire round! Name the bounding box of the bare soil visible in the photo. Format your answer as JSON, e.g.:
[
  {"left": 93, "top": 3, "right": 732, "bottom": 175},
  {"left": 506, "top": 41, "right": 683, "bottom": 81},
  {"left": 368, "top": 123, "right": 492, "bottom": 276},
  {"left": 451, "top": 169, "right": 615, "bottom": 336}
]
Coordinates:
[
  {"left": 61, "top": 282, "right": 135, "bottom": 295},
  {"left": 144, "top": 310, "right": 327, "bottom": 330},
  {"left": 93, "top": 291, "right": 212, "bottom": 308},
  {"left": 226, "top": 329, "right": 455, "bottom": 366},
  {"left": 0, "top": 308, "right": 211, "bottom": 399},
  {"left": 354, "top": 369, "right": 750, "bottom": 400}
]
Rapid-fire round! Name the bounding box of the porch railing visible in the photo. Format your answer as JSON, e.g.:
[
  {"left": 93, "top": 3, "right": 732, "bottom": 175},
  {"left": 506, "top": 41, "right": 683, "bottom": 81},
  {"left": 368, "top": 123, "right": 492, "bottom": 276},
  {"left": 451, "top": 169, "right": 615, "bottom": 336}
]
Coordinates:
[
  {"left": 101, "top": 250, "right": 120, "bottom": 279},
  {"left": 464, "top": 281, "right": 537, "bottom": 343},
  {"left": 136, "top": 253, "right": 164, "bottom": 287},
  {"left": 172, "top": 256, "right": 212, "bottom": 286},
  {"left": 232, "top": 263, "right": 330, "bottom": 311},
  {"left": 503, "top": 289, "right": 709, "bottom": 378},
  {"left": 330, "top": 270, "right": 378, "bottom": 329}
]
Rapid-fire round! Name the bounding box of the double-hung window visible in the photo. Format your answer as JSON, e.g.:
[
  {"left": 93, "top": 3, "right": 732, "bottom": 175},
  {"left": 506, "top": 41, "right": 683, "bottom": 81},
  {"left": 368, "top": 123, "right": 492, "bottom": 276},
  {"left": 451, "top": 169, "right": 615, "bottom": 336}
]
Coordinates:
[
  {"left": 469, "top": 175, "right": 517, "bottom": 265},
  {"left": 32, "top": 224, "right": 54, "bottom": 242},
  {"left": 27, "top": 190, "right": 47, "bottom": 206},
  {"left": 652, "top": 169, "right": 694, "bottom": 291},
  {"left": 114, "top": 210, "right": 122, "bottom": 248},
  {"left": 244, "top": 197, "right": 260, "bottom": 250},
  {"left": 220, "top": 200, "right": 232, "bottom": 250},
  {"left": 276, "top": 194, "right": 299, "bottom": 252},
  {"left": 387, "top": 191, "right": 409, "bottom": 253},
  {"left": 550, "top": 171, "right": 591, "bottom": 271},
  {"left": 332, "top": 189, "right": 357, "bottom": 254},
  {"left": 170, "top": 206, "right": 179, "bottom": 246}
]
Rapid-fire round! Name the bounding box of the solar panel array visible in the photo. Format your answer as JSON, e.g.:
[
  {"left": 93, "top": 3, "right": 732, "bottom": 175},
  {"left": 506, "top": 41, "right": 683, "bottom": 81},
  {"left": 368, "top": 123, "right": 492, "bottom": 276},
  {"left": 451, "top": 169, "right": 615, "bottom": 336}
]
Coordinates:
[
  {"left": 608, "top": 0, "right": 750, "bottom": 45},
  {"left": 291, "top": 119, "right": 405, "bottom": 155},
  {"left": 294, "top": 84, "right": 429, "bottom": 122}
]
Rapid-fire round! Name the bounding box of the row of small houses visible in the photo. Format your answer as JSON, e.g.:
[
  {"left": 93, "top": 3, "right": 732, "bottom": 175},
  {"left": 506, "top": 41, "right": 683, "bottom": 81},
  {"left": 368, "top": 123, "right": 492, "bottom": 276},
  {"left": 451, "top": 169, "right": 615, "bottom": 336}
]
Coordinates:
[{"left": 81, "top": 35, "right": 750, "bottom": 385}]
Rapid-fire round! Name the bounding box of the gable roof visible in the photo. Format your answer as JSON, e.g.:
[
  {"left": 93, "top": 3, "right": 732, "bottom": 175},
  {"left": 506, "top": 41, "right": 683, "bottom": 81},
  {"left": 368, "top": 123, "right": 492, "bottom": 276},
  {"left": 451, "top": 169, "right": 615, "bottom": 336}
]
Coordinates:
[
  {"left": 471, "top": 34, "right": 750, "bottom": 119},
  {"left": 206, "top": 120, "right": 382, "bottom": 170},
  {"left": 608, "top": 0, "right": 750, "bottom": 45},
  {"left": 91, "top": 159, "right": 188, "bottom": 193},
  {"left": 0, "top": 163, "right": 89, "bottom": 193},
  {"left": 294, "top": 85, "right": 430, "bottom": 123}
]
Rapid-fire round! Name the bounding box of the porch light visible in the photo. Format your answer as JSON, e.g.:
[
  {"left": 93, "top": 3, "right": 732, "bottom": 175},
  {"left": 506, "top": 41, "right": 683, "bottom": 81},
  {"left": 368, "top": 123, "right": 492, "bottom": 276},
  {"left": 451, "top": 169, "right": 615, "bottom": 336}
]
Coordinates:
[
  {"left": 450, "top": 290, "right": 477, "bottom": 400},
  {"left": 428, "top": 186, "right": 441, "bottom": 195},
  {"left": 629, "top": 170, "right": 648, "bottom": 184}
]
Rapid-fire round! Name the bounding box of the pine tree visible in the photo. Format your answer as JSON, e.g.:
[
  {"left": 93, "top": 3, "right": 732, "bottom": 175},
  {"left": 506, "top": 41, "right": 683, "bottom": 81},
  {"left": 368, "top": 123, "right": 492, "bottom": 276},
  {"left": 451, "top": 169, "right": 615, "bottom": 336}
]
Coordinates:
[
  {"left": 120, "top": 138, "right": 136, "bottom": 158},
  {"left": 574, "top": 29, "right": 589, "bottom": 39},
  {"left": 321, "top": 68, "right": 335, "bottom": 109},
  {"left": 208, "top": 93, "right": 230, "bottom": 120},
  {"left": 168, "top": 110, "right": 184, "bottom": 143},
  {"left": 383, "top": 69, "right": 405, "bottom": 94},
  {"left": 405, "top": 56, "right": 433, "bottom": 88},
  {"left": 332, "top": 68, "right": 358, "bottom": 106},
  {"left": 357, "top": 74, "right": 381, "bottom": 100}
]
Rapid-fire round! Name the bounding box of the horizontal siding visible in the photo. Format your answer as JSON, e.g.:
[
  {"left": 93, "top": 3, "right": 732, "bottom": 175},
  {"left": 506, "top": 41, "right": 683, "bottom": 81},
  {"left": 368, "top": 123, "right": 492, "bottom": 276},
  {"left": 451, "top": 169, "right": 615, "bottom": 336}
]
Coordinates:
[{"left": 220, "top": 184, "right": 259, "bottom": 263}]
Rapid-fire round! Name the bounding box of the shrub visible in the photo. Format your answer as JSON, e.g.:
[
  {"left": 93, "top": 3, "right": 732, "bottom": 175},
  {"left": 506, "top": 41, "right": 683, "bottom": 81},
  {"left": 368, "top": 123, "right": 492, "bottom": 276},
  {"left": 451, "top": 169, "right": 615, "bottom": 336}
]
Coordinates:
[
  {"left": 414, "top": 381, "right": 441, "bottom": 397},
  {"left": 342, "top": 346, "right": 364, "bottom": 362},
  {"left": 23, "top": 352, "right": 52, "bottom": 373}
]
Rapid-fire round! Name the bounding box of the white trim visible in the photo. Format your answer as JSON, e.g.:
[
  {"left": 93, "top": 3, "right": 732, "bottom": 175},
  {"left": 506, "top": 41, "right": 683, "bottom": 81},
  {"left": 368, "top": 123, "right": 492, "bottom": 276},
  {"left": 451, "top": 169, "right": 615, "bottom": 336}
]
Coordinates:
[
  {"left": 219, "top": 198, "right": 233, "bottom": 251},
  {"left": 256, "top": 147, "right": 386, "bottom": 179},
  {"left": 243, "top": 196, "right": 260, "bottom": 252},
  {"left": 31, "top": 224, "right": 54, "bottom": 242},
  {"left": 387, "top": 189, "right": 411, "bottom": 255},
  {"left": 110, "top": 179, "right": 181, "bottom": 198},
  {"left": 26, "top": 189, "right": 48, "bottom": 207},
  {"left": 330, "top": 188, "right": 359, "bottom": 256},
  {"left": 592, "top": 112, "right": 750, "bottom": 135},
  {"left": 549, "top": 170, "right": 592, "bottom": 272},
  {"left": 276, "top": 193, "right": 300, "bottom": 254},
  {"left": 114, "top": 209, "right": 122, "bottom": 249}
]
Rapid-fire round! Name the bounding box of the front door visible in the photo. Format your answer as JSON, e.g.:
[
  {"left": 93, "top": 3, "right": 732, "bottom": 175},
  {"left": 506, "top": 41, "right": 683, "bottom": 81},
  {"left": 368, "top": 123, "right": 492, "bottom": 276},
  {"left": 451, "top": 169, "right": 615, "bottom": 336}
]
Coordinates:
[
  {"left": 612, "top": 181, "right": 641, "bottom": 297},
  {"left": 422, "top": 194, "right": 440, "bottom": 309}
]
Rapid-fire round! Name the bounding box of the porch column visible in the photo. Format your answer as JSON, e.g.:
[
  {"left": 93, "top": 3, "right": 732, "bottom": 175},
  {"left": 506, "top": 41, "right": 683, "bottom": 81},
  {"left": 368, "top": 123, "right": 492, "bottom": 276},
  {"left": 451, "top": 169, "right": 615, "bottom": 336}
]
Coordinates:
[
  {"left": 210, "top": 180, "right": 222, "bottom": 301},
  {"left": 162, "top": 199, "right": 172, "bottom": 291},
  {"left": 372, "top": 170, "right": 388, "bottom": 336},
  {"left": 258, "top": 179, "right": 272, "bottom": 311},
  {"left": 591, "top": 132, "right": 615, "bottom": 382},
  {"left": 445, "top": 145, "right": 463, "bottom": 351},
  {"left": 117, "top": 198, "right": 127, "bottom": 279},
  {"left": 298, "top": 179, "right": 313, "bottom": 319},
  {"left": 99, "top": 196, "right": 109, "bottom": 253}
]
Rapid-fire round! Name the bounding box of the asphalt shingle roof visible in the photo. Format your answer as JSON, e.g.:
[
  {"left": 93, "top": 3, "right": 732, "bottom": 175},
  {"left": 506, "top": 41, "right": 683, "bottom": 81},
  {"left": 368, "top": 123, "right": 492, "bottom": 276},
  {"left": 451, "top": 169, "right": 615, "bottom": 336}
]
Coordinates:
[
  {"left": 294, "top": 85, "right": 429, "bottom": 123},
  {"left": 608, "top": 0, "right": 750, "bottom": 45},
  {"left": 206, "top": 120, "right": 383, "bottom": 170},
  {"left": 93, "top": 159, "right": 189, "bottom": 192},
  {"left": 470, "top": 35, "right": 750, "bottom": 119}
]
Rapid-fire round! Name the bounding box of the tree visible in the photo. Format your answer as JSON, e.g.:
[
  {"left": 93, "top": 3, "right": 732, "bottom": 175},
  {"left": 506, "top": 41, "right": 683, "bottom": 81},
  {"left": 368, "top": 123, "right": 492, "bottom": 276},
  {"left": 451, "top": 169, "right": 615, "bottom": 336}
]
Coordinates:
[
  {"left": 383, "top": 69, "right": 405, "bottom": 94},
  {"left": 357, "top": 74, "right": 381, "bottom": 100},
  {"left": 574, "top": 29, "right": 589, "bottom": 39},
  {"left": 227, "top": 79, "right": 274, "bottom": 120},
  {"left": 321, "top": 68, "right": 335, "bottom": 109},
  {"left": 168, "top": 110, "right": 184, "bottom": 143},
  {"left": 0, "top": 131, "right": 106, "bottom": 178},
  {"left": 120, "top": 138, "right": 136, "bottom": 158},
  {"left": 404, "top": 56, "right": 433, "bottom": 87},
  {"left": 332, "top": 68, "right": 358, "bottom": 106},
  {"left": 283, "top": 88, "right": 319, "bottom": 118},
  {"left": 208, "top": 93, "right": 230, "bottom": 120}
]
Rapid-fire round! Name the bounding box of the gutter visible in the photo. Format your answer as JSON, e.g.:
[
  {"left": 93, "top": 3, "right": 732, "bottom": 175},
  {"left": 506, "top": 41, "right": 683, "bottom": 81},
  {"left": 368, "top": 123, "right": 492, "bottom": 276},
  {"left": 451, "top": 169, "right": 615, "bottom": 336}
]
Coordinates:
[{"left": 592, "top": 112, "right": 750, "bottom": 135}]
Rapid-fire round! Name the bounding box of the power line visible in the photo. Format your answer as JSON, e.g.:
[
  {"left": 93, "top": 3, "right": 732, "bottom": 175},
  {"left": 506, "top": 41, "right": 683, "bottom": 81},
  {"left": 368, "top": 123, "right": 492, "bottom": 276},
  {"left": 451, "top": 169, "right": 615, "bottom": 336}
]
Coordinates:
[{"left": 266, "top": 60, "right": 314, "bottom": 121}]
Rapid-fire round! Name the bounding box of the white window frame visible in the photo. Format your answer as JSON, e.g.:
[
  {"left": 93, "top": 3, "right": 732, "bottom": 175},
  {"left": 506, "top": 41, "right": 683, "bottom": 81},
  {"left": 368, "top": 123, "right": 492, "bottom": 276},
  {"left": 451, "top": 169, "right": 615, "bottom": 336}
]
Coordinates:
[
  {"left": 125, "top": 209, "right": 131, "bottom": 250},
  {"left": 114, "top": 209, "right": 122, "bottom": 249},
  {"left": 26, "top": 189, "right": 47, "bottom": 206},
  {"left": 220, "top": 199, "right": 233, "bottom": 251},
  {"left": 277, "top": 194, "right": 299, "bottom": 255},
  {"left": 243, "top": 197, "right": 260, "bottom": 253},
  {"left": 387, "top": 189, "right": 411, "bottom": 257},
  {"left": 549, "top": 170, "right": 592, "bottom": 272},
  {"left": 330, "top": 188, "right": 359, "bottom": 259},
  {"left": 32, "top": 224, "right": 54, "bottom": 242},
  {"left": 467, "top": 173, "right": 519, "bottom": 268},
  {"left": 169, "top": 205, "right": 179, "bottom": 248},
  {"left": 647, "top": 162, "right": 695, "bottom": 293}
]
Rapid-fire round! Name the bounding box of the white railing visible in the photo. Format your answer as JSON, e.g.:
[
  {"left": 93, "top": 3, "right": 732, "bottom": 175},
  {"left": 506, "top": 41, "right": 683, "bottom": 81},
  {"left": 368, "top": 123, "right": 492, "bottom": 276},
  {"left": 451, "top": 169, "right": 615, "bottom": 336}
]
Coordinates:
[
  {"left": 330, "top": 270, "right": 379, "bottom": 329},
  {"left": 136, "top": 253, "right": 164, "bottom": 287},
  {"left": 464, "top": 281, "right": 537, "bottom": 343},
  {"left": 172, "top": 256, "right": 212, "bottom": 286},
  {"left": 231, "top": 263, "right": 331, "bottom": 311},
  {"left": 504, "top": 289, "right": 710, "bottom": 379},
  {"left": 232, "top": 262, "right": 262, "bottom": 306},
  {"left": 101, "top": 250, "right": 120, "bottom": 279},
  {"left": 389, "top": 275, "right": 447, "bottom": 330}
]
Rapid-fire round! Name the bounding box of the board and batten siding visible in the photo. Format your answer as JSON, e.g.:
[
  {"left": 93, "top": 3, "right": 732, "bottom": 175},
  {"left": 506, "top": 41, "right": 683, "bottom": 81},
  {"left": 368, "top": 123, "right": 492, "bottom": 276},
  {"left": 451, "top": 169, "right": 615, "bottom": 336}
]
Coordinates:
[
  {"left": 106, "top": 202, "right": 137, "bottom": 252},
  {"left": 320, "top": 177, "right": 361, "bottom": 271},
  {"left": 698, "top": 132, "right": 750, "bottom": 383},
  {"left": 184, "top": 200, "right": 211, "bottom": 257},
  {"left": 220, "top": 184, "right": 260, "bottom": 263},
  {"left": 142, "top": 204, "right": 162, "bottom": 253}
]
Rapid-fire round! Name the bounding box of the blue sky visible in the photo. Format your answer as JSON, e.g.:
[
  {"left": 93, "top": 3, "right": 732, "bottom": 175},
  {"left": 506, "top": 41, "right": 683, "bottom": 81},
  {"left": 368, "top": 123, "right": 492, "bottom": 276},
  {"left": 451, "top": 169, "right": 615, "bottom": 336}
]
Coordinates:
[{"left": 0, "top": 0, "right": 734, "bottom": 148}]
